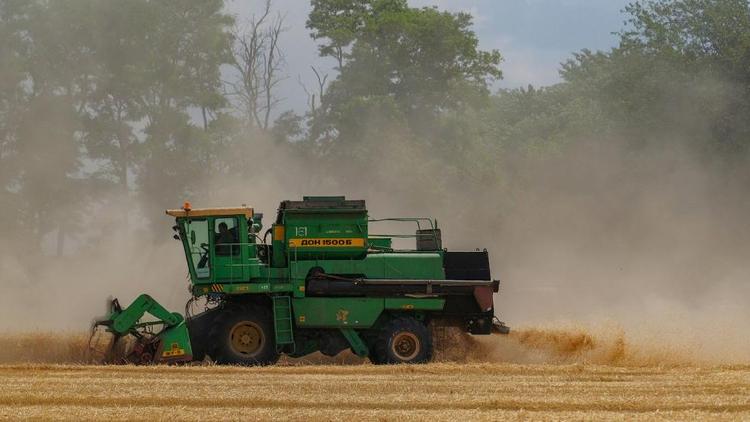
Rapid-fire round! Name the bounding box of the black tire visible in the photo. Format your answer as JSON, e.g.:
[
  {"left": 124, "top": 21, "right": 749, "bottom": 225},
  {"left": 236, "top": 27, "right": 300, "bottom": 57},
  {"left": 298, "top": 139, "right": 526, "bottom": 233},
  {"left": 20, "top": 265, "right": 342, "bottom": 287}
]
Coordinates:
[
  {"left": 186, "top": 307, "right": 221, "bottom": 362},
  {"left": 208, "top": 304, "right": 279, "bottom": 365},
  {"left": 370, "top": 316, "right": 433, "bottom": 364}
]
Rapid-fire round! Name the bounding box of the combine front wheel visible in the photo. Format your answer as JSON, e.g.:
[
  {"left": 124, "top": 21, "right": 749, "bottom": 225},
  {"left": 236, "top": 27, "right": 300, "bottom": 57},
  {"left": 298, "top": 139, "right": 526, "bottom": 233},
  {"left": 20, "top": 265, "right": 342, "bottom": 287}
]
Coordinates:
[
  {"left": 371, "top": 316, "right": 433, "bottom": 364},
  {"left": 208, "top": 304, "right": 279, "bottom": 365}
]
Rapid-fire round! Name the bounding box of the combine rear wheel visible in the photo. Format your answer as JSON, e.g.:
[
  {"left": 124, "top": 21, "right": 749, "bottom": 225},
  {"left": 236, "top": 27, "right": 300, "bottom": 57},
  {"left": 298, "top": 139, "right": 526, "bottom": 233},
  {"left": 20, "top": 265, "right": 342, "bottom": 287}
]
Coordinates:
[
  {"left": 208, "top": 304, "right": 279, "bottom": 365},
  {"left": 371, "top": 316, "right": 433, "bottom": 364}
]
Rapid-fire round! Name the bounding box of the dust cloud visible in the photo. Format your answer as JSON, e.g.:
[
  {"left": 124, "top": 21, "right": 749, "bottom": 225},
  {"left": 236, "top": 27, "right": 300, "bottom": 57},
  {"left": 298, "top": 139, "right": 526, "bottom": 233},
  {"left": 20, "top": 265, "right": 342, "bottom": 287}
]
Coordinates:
[
  {"left": 489, "top": 139, "right": 750, "bottom": 365},
  {"left": 3, "top": 107, "right": 750, "bottom": 366},
  {"left": 2, "top": 115, "right": 749, "bottom": 366}
]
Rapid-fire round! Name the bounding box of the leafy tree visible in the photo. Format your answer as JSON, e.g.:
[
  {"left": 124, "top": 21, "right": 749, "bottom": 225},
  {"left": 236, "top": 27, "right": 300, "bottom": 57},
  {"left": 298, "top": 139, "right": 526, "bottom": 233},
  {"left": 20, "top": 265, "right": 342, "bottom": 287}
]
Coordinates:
[
  {"left": 622, "top": 0, "right": 750, "bottom": 75},
  {"left": 0, "top": 0, "right": 236, "bottom": 252},
  {"left": 82, "top": 0, "right": 151, "bottom": 196},
  {"left": 619, "top": 0, "right": 750, "bottom": 153},
  {"left": 307, "top": 0, "right": 372, "bottom": 70},
  {"left": 0, "top": 1, "right": 29, "bottom": 237},
  {"left": 307, "top": 0, "right": 501, "bottom": 150},
  {"left": 0, "top": 0, "right": 96, "bottom": 256},
  {"left": 129, "top": 0, "right": 235, "bottom": 222}
]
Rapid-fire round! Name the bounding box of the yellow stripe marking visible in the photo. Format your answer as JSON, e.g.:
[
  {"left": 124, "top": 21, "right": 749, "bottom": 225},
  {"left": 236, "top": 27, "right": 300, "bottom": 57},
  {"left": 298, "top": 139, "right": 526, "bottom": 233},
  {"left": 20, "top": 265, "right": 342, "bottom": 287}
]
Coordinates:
[{"left": 288, "top": 238, "right": 365, "bottom": 248}]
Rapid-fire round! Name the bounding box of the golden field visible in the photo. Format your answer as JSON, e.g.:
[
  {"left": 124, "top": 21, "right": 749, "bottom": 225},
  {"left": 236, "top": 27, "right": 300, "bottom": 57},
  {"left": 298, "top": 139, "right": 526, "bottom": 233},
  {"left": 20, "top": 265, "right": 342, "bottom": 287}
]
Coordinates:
[
  {"left": 0, "top": 328, "right": 748, "bottom": 421},
  {"left": 0, "top": 363, "right": 749, "bottom": 421}
]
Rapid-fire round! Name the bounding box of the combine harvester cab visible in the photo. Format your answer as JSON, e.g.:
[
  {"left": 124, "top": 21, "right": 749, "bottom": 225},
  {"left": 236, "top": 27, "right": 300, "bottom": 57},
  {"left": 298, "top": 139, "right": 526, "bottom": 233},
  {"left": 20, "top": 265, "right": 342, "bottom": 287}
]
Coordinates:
[{"left": 92, "top": 196, "right": 508, "bottom": 365}]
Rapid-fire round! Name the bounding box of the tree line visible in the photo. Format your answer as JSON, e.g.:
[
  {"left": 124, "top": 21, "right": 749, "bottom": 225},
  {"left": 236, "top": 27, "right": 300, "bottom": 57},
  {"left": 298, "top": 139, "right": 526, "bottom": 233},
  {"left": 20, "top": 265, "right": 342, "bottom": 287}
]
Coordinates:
[{"left": 1, "top": 0, "right": 749, "bottom": 260}]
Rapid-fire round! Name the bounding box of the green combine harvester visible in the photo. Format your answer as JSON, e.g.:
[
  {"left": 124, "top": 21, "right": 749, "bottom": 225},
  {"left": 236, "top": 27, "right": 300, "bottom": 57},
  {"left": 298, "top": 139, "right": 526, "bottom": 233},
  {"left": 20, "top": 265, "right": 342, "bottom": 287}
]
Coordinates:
[{"left": 91, "top": 196, "right": 509, "bottom": 365}]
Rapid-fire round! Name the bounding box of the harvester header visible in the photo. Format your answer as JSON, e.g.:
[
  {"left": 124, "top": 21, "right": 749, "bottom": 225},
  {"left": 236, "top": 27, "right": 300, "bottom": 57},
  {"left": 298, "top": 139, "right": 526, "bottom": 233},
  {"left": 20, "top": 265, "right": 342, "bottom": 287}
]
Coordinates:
[{"left": 91, "top": 196, "right": 508, "bottom": 365}]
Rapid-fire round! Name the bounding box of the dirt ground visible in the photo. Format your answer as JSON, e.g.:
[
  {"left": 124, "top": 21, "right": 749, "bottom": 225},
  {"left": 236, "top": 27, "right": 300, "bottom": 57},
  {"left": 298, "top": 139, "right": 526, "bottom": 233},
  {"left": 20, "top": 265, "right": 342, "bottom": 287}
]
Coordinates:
[{"left": 0, "top": 363, "right": 748, "bottom": 421}]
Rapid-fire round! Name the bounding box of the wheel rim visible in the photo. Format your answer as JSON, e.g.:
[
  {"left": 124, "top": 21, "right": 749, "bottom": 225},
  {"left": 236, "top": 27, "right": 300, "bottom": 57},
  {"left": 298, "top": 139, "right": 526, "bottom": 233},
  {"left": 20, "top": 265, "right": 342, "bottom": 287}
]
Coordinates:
[
  {"left": 391, "top": 331, "right": 420, "bottom": 361},
  {"left": 229, "top": 321, "right": 264, "bottom": 356}
]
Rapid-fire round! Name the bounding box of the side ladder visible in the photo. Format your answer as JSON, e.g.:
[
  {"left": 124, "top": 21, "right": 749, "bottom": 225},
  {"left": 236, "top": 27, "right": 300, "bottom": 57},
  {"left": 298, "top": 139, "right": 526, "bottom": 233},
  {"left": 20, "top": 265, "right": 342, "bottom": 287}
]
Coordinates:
[{"left": 272, "top": 295, "right": 295, "bottom": 346}]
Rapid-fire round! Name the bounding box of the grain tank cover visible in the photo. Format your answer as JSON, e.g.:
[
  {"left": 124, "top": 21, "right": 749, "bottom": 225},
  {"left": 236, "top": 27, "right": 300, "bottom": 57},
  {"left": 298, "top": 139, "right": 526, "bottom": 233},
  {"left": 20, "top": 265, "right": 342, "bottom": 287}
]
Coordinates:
[{"left": 277, "top": 196, "right": 368, "bottom": 260}]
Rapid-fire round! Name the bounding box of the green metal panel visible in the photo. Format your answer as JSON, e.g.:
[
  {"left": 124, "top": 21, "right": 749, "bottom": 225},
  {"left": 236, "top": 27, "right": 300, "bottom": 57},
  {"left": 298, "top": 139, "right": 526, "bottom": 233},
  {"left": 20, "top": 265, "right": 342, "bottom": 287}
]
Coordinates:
[
  {"left": 292, "top": 297, "right": 384, "bottom": 328},
  {"left": 368, "top": 237, "right": 392, "bottom": 250},
  {"left": 291, "top": 297, "right": 445, "bottom": 328},
  {"left": 291, "top": 253, "right": 445, "bottom": 281},
  {"left": 193, "top": 282, "right": 293, "bottom": 296},
  {"left": 363, "top": 253, "right": 445, "bottom": 279},
  {"left": 384, "top": 298, "right": 445, "bottom": 311},
  {"left": 156, "top": 322, "right": 193, "bottom": 363},
  {"left": 110, "top": 294, "right": 183, "bottom": 334},
  {"left": 271, "top": 224, "right": 286, "bottom": 268},
  {"left": 282, "top": 197, "right": 368, "bottom": 261}
]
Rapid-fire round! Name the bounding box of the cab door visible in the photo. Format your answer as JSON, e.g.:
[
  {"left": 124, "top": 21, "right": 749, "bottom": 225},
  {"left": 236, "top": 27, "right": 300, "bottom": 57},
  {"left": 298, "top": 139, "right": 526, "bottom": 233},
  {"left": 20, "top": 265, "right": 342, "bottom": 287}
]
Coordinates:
[
  {"left": 210, "top": 216, "right": 250, "bottom": 282},
  {"left": 184, "top": 218, "right": 211, "bottom": 282}
]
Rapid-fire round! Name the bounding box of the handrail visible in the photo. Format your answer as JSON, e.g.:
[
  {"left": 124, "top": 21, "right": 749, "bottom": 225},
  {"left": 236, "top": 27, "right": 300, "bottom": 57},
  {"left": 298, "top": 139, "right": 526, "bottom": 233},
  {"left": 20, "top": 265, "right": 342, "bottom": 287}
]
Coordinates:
[
  {"left": 368, "top": 217, "right": 435, "bottom": 231},
  {"left": 367, "top": 217, "right": 440, "bottom": 250},
  {"left": 211, "top": 242, "right": 260, "bottom": 281}
]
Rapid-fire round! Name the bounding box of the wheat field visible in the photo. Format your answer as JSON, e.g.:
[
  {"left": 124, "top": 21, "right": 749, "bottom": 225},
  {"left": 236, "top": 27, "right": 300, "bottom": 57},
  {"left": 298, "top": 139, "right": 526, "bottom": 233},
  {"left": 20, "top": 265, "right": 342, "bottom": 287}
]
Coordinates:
[
  {"left": 0, "top": 363, "right": 749, "bottom": 420},
  {"left": 0, "top": 329, "right": 748, "bottom": 421}
]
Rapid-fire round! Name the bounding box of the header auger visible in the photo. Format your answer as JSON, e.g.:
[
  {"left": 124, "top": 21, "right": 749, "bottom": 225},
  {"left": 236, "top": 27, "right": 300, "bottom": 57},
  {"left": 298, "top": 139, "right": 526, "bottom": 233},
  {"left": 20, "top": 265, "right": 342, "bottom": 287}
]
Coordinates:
[{"left": 90, "top": 196, "right": 508, "bottom": 365}]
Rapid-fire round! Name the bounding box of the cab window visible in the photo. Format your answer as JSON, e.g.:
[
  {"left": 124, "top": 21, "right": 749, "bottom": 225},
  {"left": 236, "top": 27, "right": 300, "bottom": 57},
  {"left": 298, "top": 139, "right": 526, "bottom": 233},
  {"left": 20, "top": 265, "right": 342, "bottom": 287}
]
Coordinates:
[
  {"left": 186, "top": 219, "right": 210, "bottom": 278},
  {"left": 214, "top": 217, "right": 240, "bottom": 256}
]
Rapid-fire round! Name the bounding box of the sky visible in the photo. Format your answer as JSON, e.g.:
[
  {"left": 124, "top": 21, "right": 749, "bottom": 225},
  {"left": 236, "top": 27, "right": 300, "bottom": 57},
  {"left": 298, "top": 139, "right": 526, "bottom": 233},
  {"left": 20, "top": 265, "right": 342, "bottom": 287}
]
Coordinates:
[{"left": 225, "top": 0, "right": 632, "bottom": 114}]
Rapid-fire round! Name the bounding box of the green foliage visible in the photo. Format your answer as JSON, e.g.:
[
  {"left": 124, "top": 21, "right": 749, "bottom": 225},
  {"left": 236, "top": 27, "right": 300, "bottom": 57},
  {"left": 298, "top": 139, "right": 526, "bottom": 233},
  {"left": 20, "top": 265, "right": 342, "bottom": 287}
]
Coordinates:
[
  {"left": 335, "top": 5, "right": 501, "bottom": 106},
  {"left": 622, "top": 0, "right": 750, "bottom": 73},
  {"left": 0, "top": 0, "right": 94, "bottom": 253},
  {"left": 307, "top": 0, "right": 376, "bottom": 68},
  {"left": 616, "top": 0, "right": 750, "bottom": 153},
  {"left": 305, "top": 0, "right": 502, "bottom": 166}
]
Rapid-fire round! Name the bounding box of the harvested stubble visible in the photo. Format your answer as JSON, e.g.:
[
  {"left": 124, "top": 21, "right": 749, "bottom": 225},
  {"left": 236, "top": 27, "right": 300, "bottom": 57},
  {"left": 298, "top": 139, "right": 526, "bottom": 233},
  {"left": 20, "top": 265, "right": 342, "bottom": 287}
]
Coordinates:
[
  {"left": 1, "top": 328, "right": 748, "bottom": 420},
  {"left": 0, "top": 363, "right": 749, "bottom": 421}
]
